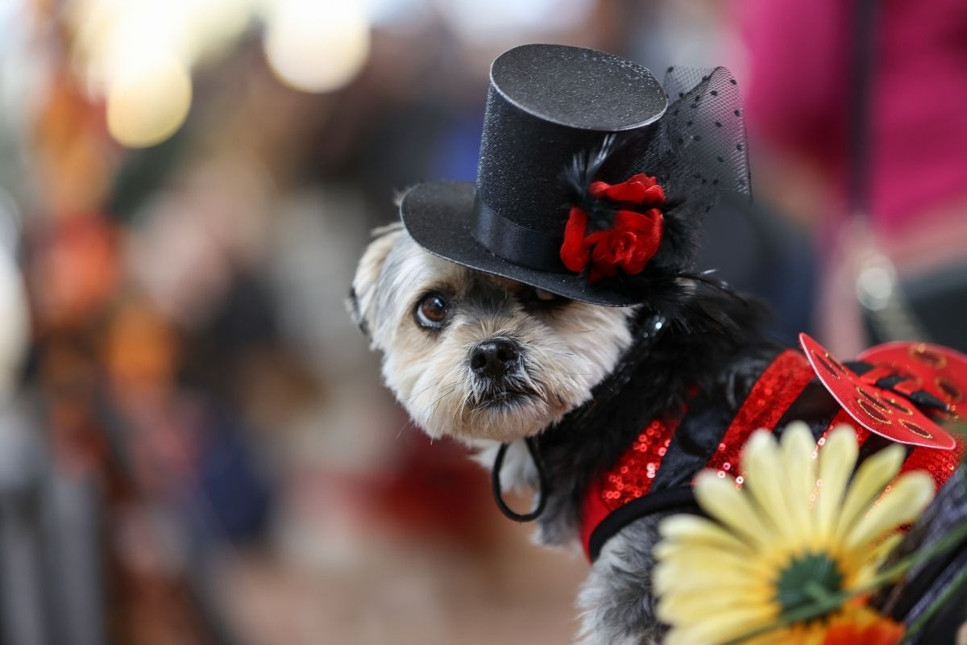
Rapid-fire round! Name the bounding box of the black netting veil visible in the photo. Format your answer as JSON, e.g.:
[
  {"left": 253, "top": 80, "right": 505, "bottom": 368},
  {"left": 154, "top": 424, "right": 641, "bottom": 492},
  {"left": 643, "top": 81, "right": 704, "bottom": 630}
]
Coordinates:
[{"left": 661, "top": 66, "right": 751, "bottom": 198}]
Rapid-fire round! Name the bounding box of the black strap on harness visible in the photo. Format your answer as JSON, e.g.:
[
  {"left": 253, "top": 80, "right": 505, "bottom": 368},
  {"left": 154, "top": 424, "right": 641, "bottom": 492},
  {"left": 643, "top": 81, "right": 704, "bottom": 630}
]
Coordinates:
[{"left": 491, "top": 436, "right": 548, "bottom": 523}]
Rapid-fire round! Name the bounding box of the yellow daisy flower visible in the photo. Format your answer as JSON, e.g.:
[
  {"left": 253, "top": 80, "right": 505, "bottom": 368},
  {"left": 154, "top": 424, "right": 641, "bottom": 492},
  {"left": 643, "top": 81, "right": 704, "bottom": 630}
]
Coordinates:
[{"left": 653, "top": 422, "right": 936, "bottom": 645}]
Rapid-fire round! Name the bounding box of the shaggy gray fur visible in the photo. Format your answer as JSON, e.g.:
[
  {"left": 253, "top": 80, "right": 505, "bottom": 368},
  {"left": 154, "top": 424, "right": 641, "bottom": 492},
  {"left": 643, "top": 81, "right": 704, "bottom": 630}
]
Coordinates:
[{"left": 576, "top": 514, "right": 669, "bottom": 645}]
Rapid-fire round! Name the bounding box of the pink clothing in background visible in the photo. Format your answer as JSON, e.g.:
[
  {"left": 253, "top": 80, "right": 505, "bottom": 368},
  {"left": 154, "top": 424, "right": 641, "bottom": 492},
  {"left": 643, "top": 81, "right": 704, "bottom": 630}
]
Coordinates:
[{"left": 741, "top": 0, "right": 967, "bottom": 236}]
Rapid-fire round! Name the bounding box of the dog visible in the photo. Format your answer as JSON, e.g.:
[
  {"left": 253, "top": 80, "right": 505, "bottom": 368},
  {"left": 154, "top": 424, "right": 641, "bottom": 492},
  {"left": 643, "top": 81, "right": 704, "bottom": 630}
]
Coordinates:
[
  {"left": 349, "top": 219, "right": 769, "bottom": 643},
  {"left": 349, "top": 44, "right": 966, "bottom": 645},
  {"left": 350, "top": 221, "right": 967, "bottom": 644}
]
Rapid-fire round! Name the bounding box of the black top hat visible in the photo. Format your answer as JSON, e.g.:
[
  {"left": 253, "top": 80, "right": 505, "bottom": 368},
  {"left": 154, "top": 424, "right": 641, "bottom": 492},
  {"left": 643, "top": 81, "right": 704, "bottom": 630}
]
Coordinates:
[{"left": 401, "top": 44, "right": 749, "bottom": 306}]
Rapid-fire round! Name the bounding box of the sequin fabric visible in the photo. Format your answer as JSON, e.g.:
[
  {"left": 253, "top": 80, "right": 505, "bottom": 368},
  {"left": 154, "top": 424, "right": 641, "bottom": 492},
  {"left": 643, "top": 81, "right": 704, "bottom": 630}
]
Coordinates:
[
  {"left": 900, "top": 436, "right": 966, "bottom": 489},
  {"left": 704, "top": 350, "right": 816, "bottom": 477},
  {"left": 816, "top": 410, "right": 869, "bottom": 449},
  {"left": 599, "top": 418, "right": 679, "bottom": 511}
]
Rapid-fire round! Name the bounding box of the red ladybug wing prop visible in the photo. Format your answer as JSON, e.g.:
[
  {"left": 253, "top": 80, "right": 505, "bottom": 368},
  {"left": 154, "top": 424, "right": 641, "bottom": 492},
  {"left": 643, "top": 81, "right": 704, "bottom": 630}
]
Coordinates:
[
  {"left": 799, "top": 333, "right": 957, "bottom": 450},
  {"left": 858, "top": 340, "right": 967, "bottom": 419}
]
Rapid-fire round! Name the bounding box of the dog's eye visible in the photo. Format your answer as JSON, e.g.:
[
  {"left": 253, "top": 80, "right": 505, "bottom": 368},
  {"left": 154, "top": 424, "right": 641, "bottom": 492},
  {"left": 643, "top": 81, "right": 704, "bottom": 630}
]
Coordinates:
[{"left": 415, "top": 292, "right": 450, "bottom": 329}]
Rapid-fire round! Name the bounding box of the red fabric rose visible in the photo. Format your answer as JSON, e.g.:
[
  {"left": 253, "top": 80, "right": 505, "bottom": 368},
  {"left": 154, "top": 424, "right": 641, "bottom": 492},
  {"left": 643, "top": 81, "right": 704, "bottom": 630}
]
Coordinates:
[
  {"left": 559, "top": 174, "right": 666, "bottom": 282},
  {"left": 560, "top": 206, "right": 590, "bottom": 273},
  {"left": 589, "top": 173, "right": 666, "bottom": 205},
  {"left": 585, "top": 209, "right": 664, "bottom": 282}
]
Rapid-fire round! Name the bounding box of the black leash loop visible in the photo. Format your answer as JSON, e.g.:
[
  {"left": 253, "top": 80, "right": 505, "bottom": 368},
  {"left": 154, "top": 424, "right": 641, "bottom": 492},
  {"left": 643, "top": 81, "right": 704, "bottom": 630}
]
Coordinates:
[{"left": 491, "top": 436, "right": 548, "bottom": 522}]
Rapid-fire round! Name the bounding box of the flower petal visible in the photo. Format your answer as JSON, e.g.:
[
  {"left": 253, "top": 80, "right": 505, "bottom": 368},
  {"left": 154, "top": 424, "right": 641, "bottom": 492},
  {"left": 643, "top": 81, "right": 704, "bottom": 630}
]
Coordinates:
[
  {"left": 843, "top": 533, "right": 904, "bottom": 587},
  {"left": 588, "top": 180, "right": 610, "bottom": 199},
  {"left": 652, "top": 548, "right": 775, "bottom": 597},
  {"left": 604, "top": 179, "right": 649, "bottom": 203},
  {"left": 591, "top": 174, "right": 665, "bottom": 205},
  {"left": 694, "top": 470, "right": 777, "bottom": 547},
  {"left": 654, "top": 542, "right": 772, "bottom": 577},
  {"left": 844, "top": 471, "right": 934, "bottom": 551},
  {"left": 833, "top": 445, "right": 905, "bottom": 542},
  {"left": 658, "top": 584, "right": 774, "bottom": 625},
  {"left": 739, "top": 431, "right": 791, "bottom": 538},
  {"left": 641, "top": 184, "right": 666, "bottom": 205},
  {"left": 779, "top": 423, "right": 819, "bottom": 540},
  {"left": 823, "top": 606, "right": 905, "bottom": 645},
  {"left": 626, "top": 173, "right": 658, "bottom": 188},
  {"left": 610, "top": 212, "right": 662, "bottom": 274},
  {"left": 815, "top": 426, "right": 859, "bottom": 544},
  {"left": 612, "top": 209, "right": 649, "bottom": 229},
  {"left": 559, "top": 206, "right": 589, "bottom": 272},
  {"left": 663, "top": 604, "right": 778, "bottom": 645},
  {"left": 659, "top": 515, "right": 756, "bottom": 554}
]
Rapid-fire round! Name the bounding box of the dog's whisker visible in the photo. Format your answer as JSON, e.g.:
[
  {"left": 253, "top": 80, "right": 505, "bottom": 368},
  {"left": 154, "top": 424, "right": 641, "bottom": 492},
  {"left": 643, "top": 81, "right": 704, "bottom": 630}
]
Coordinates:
[{"left": 427, "top": 384, "right": 458, "bottom": 415}]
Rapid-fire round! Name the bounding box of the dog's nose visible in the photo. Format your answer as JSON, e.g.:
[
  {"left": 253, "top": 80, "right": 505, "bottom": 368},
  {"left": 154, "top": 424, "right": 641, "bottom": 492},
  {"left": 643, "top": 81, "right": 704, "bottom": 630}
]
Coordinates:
[{"left": 470, "top": 339, "right": 520, "bottom": 379}]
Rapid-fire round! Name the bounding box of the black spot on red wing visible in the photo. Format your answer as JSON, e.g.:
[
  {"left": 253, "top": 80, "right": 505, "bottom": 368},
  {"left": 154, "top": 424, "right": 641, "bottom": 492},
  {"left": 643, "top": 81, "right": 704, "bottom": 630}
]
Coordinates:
[
  {"left": 909, "top": 344, "right": 947, "bottom": 369},
  {"left": 857, "top": 398, "right": 892, "bottom": 424},
  {"left": 856, "top": 387, "right": 891, "bottom": 413},
  {"left": 814, "top": 350, "right": 843, "bottom": 378},
  {"left": 882, "top": 396, "right": 913, "bottom": 416},
  {"left": 935, "top": 376, "right": 963, "bottom": 403},
  {"left": 899, "top": 418, "right": 932, "bottom": 439}
]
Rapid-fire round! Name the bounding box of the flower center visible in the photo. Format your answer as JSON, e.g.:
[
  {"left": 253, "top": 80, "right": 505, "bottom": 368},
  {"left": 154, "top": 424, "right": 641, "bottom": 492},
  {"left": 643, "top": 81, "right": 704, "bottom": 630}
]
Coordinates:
[{"left": 775, "top": 553, "right": 844, "bottom": 619}]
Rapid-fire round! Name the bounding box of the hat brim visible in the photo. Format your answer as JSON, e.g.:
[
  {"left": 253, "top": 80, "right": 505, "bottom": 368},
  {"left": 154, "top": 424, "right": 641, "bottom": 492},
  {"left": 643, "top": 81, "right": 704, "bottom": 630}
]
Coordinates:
[{"left": 400, "top": 182, "right": 642, "bottom": 306}]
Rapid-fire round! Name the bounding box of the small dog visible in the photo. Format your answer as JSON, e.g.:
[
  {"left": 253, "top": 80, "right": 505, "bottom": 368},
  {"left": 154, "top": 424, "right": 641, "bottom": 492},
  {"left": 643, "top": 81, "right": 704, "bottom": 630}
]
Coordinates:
[
  {"left": 350, "top": 221, "right": 778, "bottom": 644},
  {"left": 349, "top": 44, "right": 966, "bottom": 645},
  {"left": 351, "top": 223, "right": 966, "bottom": 644}
]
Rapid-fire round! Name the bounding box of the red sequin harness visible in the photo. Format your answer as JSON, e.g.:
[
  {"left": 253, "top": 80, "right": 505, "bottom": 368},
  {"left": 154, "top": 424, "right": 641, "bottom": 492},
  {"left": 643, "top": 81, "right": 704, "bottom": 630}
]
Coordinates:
[{"left": 579, "top": 337, "right": 967, "bottom": 561}]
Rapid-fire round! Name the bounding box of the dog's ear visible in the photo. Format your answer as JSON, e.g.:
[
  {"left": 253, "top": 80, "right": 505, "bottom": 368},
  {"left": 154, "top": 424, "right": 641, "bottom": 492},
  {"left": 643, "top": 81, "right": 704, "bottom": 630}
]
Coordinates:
[{"left": 349, "top": 223, "right": 402, "bottom": 340}]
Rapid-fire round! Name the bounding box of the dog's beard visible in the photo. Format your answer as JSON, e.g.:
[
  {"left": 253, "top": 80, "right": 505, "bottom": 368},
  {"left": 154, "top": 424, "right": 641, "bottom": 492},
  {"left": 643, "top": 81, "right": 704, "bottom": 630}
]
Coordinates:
[{"left": 353, "top": 226, "right": 635, "bottom": 442}]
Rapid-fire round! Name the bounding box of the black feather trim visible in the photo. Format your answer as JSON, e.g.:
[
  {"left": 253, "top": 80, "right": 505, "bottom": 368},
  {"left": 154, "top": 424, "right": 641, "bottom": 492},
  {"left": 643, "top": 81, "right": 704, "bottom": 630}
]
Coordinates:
[{"left": 534, "top": 279, "right": 779, "bottom": 544}]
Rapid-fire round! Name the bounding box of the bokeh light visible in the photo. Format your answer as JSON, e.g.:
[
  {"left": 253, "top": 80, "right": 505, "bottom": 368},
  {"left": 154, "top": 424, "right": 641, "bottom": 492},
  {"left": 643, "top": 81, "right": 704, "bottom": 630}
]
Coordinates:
[
  {"left": 71, "top": 0, "right": 253, "bottom": 147},
  {"left": 0, "top": 189, "right": 26, "bottom": 401},
  {"left": 437, "top": 0, "right": 594, "bottom": 45},
  {"left": 263, "top": 0, "right": 371, "bottom": 93},
  {"left": 105, "top": 52, "right": 192, "bottom": 148}
]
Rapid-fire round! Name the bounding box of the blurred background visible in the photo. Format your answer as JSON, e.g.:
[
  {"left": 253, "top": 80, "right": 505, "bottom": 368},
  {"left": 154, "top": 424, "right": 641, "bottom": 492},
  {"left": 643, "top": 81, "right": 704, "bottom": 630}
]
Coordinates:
[{"left": 0, "top": 0, "right": 964, "bottom": 643}]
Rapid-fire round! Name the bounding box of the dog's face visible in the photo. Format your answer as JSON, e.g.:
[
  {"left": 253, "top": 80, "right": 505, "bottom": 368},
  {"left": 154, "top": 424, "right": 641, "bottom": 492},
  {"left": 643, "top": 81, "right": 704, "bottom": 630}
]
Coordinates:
[{"left": 351, "top": 224, "right": 635, "bottom": 442}]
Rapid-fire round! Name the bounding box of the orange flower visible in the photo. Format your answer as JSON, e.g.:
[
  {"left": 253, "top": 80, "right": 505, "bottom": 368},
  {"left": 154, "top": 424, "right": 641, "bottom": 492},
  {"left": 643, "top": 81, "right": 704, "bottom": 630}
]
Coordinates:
[{"left": 823, "top": 605, "right": 904, "bottom": 645}]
